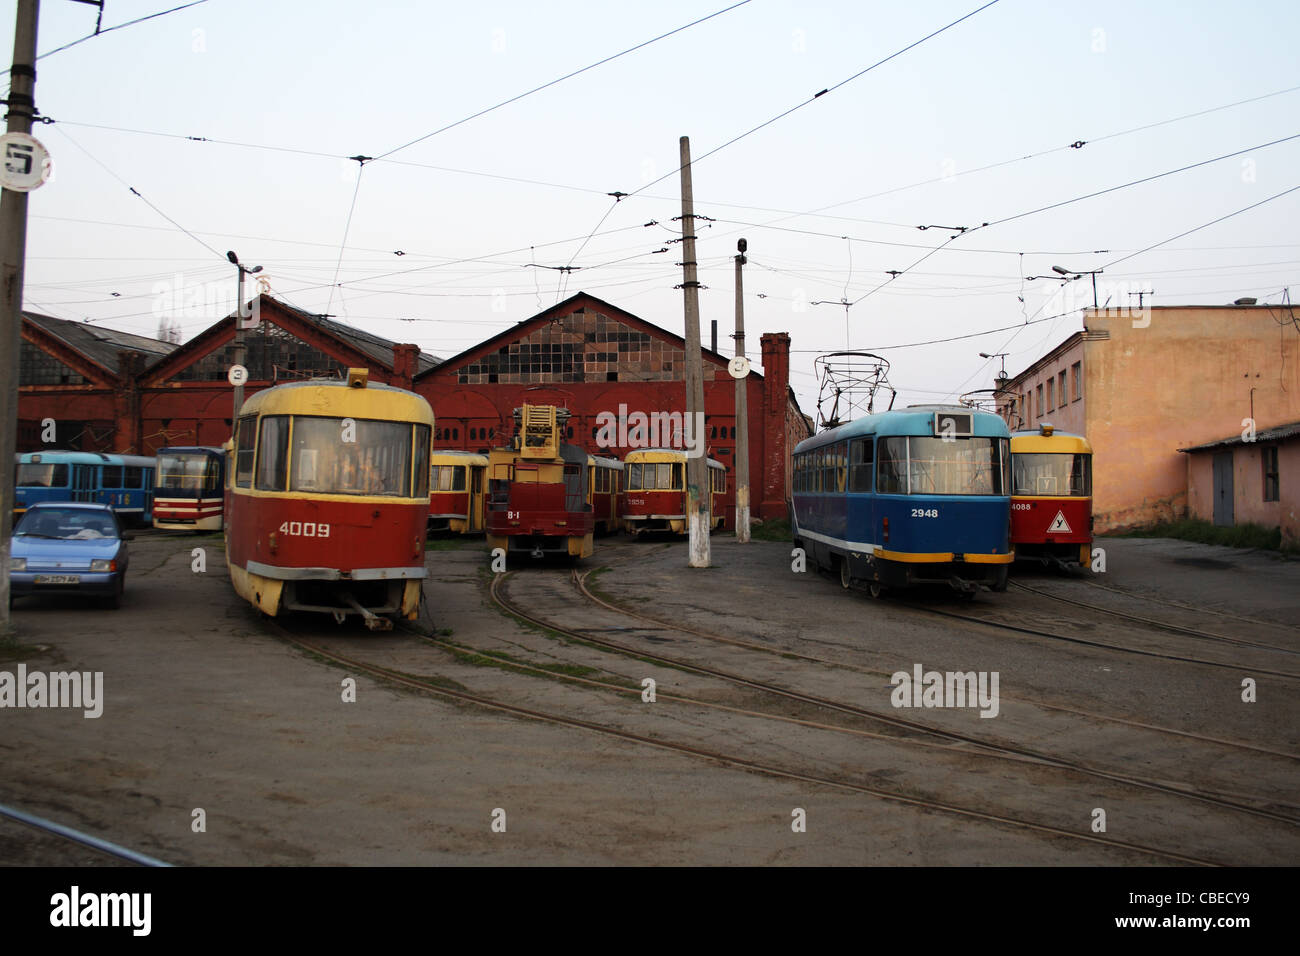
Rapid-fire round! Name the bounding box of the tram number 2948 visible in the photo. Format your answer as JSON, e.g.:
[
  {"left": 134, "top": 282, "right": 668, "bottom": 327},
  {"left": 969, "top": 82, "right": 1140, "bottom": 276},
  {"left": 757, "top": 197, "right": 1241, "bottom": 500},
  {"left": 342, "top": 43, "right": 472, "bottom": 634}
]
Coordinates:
[
  {"left": 910, "top": 508, "right": 939, "bottom": 518},
  {"left": 279, "top": 521, "right": 331, "bottom": 537}
]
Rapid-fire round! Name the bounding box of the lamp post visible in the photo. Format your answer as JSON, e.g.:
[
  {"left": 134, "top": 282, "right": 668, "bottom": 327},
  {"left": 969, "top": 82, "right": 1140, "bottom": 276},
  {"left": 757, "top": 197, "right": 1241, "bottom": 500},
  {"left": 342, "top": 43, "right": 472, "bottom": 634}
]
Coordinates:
[
  {"left": 227, "top": 250, "right": 262, "bottom": 420},
  {"left": 1051, "top": 264, "right": 1102, "bottom": 310}
]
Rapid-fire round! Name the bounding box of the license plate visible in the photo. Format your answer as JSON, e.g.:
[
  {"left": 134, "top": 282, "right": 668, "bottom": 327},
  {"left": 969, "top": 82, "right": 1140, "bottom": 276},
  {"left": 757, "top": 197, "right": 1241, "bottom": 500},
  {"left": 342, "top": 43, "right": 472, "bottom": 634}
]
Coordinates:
[{"left": 34, "top": 574, "right": 80, "bottom": 584}]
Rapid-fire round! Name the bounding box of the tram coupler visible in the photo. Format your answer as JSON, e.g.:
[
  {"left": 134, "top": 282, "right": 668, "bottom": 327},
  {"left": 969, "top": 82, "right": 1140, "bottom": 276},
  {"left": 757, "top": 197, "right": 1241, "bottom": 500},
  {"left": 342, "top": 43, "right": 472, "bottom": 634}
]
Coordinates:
[
  {"left": 949, "top": 576, "right": 981, "bottom": 594},
  {"left": 343, "top": 593, "right": 393, "bottom": 631}
]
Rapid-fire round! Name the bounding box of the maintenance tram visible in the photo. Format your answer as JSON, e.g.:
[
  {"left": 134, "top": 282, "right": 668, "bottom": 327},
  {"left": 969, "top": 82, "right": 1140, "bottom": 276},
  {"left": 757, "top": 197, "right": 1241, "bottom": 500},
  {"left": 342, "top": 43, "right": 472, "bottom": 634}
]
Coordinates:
[
  {"left": 14, "top": 451, "right": 156, "bottom": 525},
  {"left": 621, "top": 448, "right": 726, "bottom": 536},
  {"left": 792, "top": 406, "right": 1012, "bottom": 596},
  {"left": 428, "top": 450, "right": 488, "bottom": 533},
  {"left": 153, "top": 446, "right": 225, "bottom": 531},
  {"left": 224, "top": 369, "right": 434, "bottom": 629},
  {"left": 588, "top": 455, "right": 623, "bottom": 534},
  {"left": 1009, "top": 424, "right": 1093, "bottom": 568},
  {"left": 485, "top": 404, "right": 594, "bottom": 562}
]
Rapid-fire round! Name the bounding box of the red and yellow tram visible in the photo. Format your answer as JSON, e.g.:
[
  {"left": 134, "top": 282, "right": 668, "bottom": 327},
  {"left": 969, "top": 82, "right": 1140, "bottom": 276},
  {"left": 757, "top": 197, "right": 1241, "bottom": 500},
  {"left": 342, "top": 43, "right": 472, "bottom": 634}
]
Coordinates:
[
  {"left": 224, "top": 369, "right": 434, "bottom": 629},
  {"left": 428, "top": 450, "right": 487, "bottom": 533},
  {"left": 153, "top": 446, "right": 225, "bottom": 531},
  {"left": 1009, "top": 424, "right": 1093, "bottom": 567},
  {"left": 621, "top": 448, "right": 725, "bottom": 536},
  {"left": 485, "top": 404, "right": 594, "bottom": 562}
]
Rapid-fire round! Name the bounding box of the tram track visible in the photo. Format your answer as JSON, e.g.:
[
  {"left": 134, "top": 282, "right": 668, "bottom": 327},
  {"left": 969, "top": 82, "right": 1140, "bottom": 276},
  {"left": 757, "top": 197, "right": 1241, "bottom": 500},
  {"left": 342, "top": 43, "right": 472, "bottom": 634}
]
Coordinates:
[
  {"left": 0, "top": 801, "right": 171, "bottom": 867},
  {"left": 487, "top": 569, "right": 1300, "bottom": 827},
  {"left": 267, "top": 615, "right": 1226, "bottom": 867},
  {"left": 576, "top": 558, "right": 1300, "bottom": 763}
]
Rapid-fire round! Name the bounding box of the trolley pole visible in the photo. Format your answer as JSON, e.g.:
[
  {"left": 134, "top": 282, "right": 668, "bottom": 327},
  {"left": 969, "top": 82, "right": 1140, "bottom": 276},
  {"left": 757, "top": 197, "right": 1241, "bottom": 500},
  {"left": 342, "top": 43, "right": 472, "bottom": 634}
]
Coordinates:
[
  {"left": 0, "top": 0, "right": 40, "bottom": 639},
  {"left": 677, "top": 135, "right": 710, "bottom": 568},
  {"left": 734, "top": 239, "right": 750, "bottom": 543}
]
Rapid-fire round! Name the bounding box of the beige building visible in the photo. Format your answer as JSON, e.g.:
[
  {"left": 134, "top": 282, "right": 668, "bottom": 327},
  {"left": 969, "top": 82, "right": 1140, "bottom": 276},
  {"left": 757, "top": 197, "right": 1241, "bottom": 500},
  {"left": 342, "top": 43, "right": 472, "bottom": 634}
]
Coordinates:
[{"left": 997, "top": 304, "right": 1300, "bottom": 532}]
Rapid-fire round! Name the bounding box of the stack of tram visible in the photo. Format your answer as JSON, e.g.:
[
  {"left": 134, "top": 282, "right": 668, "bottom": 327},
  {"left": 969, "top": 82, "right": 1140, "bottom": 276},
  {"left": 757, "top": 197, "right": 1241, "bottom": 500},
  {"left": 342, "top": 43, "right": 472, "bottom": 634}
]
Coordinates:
[
  {"left": 792, "top": 406, "right": 1012, "bottom": 596},
  {"left": 1009, "top": 424, "right": 1093, "bottom": 567}
]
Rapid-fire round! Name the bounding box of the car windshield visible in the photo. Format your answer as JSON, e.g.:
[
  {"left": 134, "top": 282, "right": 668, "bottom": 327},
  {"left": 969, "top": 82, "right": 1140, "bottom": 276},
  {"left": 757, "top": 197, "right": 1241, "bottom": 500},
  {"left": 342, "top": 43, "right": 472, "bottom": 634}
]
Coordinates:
[{"left": 15, "top": 508, "right": 119, "bottom": 540}]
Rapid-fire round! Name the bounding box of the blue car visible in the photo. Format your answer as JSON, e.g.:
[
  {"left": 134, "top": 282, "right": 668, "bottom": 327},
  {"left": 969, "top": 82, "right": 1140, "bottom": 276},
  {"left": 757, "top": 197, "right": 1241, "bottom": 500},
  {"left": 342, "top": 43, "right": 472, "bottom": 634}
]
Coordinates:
[{"left": 9, "top": 502, "right": 131, "bottom": 609}]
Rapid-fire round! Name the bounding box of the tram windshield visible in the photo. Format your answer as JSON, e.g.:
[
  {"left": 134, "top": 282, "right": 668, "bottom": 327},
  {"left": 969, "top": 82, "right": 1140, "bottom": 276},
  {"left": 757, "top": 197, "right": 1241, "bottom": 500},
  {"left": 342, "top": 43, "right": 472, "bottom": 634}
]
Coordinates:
[
  {"left": 1013, "top": 452, "right": 1091, "bottom": 497},
  {"left": 157, "top": 453, "right": 222, "bottom": 492},
  {"left": 248, "top": 415, "right": 429, "bottom": 498},
  {"left": 877, "top": 436, "right": 1009, "bottom": 496},
  {"left": 625, "top": 462, "right": 683, "bottom": 491},
  {"left": 16, "top": 463, "right": 69, "bottom": 488},
  {"left": 432, "top": 465, "right": 466, "bottom": 492}
]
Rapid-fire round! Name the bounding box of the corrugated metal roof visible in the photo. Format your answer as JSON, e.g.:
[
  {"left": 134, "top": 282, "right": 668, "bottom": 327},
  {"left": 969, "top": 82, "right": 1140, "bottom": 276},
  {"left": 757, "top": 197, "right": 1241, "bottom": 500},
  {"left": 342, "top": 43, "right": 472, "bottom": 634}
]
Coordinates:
[
  {"left": 1178, "top": 421, "right": 1300, "bottom": 453},
  {"left": 24, "top": 311, "right": 176, "bottom": 371},
  {"left": 274, "top": 299, "right": 442, "bottom": 373}
]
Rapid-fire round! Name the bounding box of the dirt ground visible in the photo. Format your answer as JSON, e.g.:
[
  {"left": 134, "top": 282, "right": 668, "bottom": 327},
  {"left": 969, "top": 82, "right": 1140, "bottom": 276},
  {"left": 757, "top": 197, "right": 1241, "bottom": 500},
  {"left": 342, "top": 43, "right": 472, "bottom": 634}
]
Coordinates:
[{"left": 1, "top": 530, "right": 1296, "bottom": 865}]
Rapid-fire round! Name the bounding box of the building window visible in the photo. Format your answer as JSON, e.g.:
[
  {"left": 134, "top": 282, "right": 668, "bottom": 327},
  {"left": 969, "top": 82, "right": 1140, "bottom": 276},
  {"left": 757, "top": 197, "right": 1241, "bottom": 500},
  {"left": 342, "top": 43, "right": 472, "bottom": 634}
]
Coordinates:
[
  {"left": 1046, "top": 378, "right": 1054, "bottom": 411},
  {"left": 1072, "top": 362, "right": 1082, "bottom": 401},
  {"left": 1058, "top": 371, "right": 1067, "bottom": 406},
  {"left": 1263, "top": 446, "right": 1279, "bottom": 502}
]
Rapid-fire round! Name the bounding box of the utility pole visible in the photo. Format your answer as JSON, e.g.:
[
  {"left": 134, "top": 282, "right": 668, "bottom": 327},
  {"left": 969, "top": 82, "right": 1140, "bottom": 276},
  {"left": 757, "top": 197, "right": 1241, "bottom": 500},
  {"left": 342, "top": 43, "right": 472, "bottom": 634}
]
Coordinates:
[
  {"left": 227, "top": 250, "right": 261, "bottom": 421},
  {"left": 734, "top": 238, "right": 750, "bottom": 543},
  {"left": 0, "top": 0, "right": 40, "bottom": 639},
  {"left": 677, "top": 135, "right": 709, "bottom": 568}
]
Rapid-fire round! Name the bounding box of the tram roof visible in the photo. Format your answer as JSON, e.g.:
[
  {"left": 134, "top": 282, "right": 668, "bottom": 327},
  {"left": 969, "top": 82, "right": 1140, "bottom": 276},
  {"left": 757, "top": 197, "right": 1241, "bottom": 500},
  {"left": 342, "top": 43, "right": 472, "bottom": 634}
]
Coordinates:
[
  {"left": 238, "top": 377, "right": 435, "bottom": 423},
  {"left": 1009, "top": 429, "right": 1093, "bottom": 454},
  {"left": 623, "top": 448, "right": 724, "bottom": 468},
  {"left": 794, "top": 405, "right": 1011, "bottom": 453},
  {"left": 16, "top": 450, "right": 156, "bottom": 467}
]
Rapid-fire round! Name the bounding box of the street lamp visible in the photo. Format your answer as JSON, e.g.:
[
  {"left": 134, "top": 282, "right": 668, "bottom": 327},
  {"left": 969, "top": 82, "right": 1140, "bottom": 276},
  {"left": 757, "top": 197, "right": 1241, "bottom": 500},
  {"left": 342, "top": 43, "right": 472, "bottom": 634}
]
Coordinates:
[
  {"left": 227, "top": 251, "right": 263, "bottom": 420},
  {"left": 1052, "top": 264, "right": 1103, "bottom": 310}
]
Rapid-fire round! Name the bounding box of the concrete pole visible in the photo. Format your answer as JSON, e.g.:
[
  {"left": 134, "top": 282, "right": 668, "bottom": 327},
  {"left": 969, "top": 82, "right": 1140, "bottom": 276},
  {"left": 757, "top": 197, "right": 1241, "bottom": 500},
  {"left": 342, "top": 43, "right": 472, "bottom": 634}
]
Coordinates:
[
  {"left": 232, "top": 264, "right": 246, "bottom": 420},
  {"left": 734, "top": 244, "right": 750, "bottom": 543},
  {"left": 0, "top": 0, "right": 40, "bottom": 638},
  {"left": 678, "top": 136, "right": 709, "bottom": 568}
]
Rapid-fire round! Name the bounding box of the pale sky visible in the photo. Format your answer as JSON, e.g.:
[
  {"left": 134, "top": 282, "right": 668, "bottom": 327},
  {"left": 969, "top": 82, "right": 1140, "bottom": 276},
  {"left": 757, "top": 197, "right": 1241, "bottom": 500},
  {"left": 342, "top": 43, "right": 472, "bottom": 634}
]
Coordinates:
[{"left": 8, "top": 0, "right": 1299, "bottom": 421}]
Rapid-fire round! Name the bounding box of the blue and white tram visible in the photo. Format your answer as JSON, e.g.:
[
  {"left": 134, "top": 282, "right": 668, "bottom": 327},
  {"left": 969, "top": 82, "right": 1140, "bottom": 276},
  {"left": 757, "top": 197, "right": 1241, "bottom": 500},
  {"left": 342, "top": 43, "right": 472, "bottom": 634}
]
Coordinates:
[
  {"left": 791, "top": 406, "right": 1012, "bottom": 596},
  {"left": 14, "top": 450, "right": 157, "bottom": 525}
]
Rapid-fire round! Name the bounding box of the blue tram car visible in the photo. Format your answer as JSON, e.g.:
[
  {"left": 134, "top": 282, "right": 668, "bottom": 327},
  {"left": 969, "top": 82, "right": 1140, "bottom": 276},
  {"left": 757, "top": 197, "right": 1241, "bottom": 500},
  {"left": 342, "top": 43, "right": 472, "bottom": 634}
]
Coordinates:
[
  {"left": 791, "top": 406, "right": 1012, "bottom": 596},
  {"left": 14, "top": 450, "right": 157, "bottom": 525}
]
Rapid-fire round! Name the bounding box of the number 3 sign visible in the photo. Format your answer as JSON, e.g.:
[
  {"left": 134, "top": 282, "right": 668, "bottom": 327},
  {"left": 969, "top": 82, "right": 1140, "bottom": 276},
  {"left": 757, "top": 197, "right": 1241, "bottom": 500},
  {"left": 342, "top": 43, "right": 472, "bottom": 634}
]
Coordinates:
[{"left": 0, "top": 132, "right": 52, "bottom": 192}]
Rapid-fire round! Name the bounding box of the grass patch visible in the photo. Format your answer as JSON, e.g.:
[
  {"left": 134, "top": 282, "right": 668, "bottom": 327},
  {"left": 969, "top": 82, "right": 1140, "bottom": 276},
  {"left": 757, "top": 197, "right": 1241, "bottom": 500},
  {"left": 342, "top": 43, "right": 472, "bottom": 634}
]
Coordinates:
[
  {"left": 748, "top": 517, "right": 792, "bottom": 542},
  {"left": 1115, "top": 518, "right": 1297, "bottom": 554},
  {"left": 436, "top": 639, "right": 635, "bottom": 688},
  {"left": 425, "top": 537, "right": 475, "bottom": 551}
]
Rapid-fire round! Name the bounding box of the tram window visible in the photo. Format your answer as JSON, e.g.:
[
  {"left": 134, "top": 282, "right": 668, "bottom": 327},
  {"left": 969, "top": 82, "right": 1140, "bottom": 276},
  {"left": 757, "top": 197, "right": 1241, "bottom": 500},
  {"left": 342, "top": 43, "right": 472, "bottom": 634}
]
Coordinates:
[
  {"left": 626, "top": 463, "right": 640, "bottom": 490},
  {"left": 836, "top": 442, "right": 847, "bottom": 492},
  {"left": 101, "top": 465, "right": 123, "bottom": 488},
  {"left": 256, "top": 415, "right": 290, "bottom": 491},
  {"left": 1013, "top": 453, "right": 1089, "bottom": 497},
  {"left": 235, "top": 417, "right": 258, "bottom": 488},
  {"left": 849, "top": 439, "right": 873, "bottom": 493},
  {"left": 124, "top": 467, "right": 144, "bottom": 489},
  {"left": 413, "top": 424, "right": 430, "bottom": 498},
  {"left": 289, "top": 416, "right": 413, "bottom": 497},
  {"left": 16, "top": 463, "right": 68, "bottom": 488},
  {"left": 877, "top": 438, "right": 907, "bottom": 494},
  {"left": 669, "top": 463, "right": 683, "bottom": 490}
]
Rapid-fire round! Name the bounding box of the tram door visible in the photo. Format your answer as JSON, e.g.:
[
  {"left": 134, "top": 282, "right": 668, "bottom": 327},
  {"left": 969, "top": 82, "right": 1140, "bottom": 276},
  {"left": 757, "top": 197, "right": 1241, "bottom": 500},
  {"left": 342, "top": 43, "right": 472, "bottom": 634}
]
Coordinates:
[
  {"left": 1212, "top": 452, "right": 1234, "bottom": 527},
  {"left": 469, "top": 465, "right": 485, "bottom": 532},
  {"left": 71, "top": 465, "right": 96, "bottom": 503}
]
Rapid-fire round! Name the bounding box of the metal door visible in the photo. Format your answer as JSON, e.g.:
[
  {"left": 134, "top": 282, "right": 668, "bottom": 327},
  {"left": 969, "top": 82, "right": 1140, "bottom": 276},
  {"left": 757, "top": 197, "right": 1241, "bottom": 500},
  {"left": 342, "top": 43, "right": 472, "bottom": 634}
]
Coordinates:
[
  {"left": 1212, "top": 452, "right": 1234, "bottom": 527},
  {"left": 72, "top": 464, "right": 96, "bottom": 503}
]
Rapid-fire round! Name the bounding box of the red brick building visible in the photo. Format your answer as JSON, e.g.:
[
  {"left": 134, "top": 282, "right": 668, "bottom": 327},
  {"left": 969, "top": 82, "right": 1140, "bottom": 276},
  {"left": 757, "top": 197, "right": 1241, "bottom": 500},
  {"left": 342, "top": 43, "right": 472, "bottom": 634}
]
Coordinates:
[{"left": 18, "top": 292, "right": 808, "bottom": 523}]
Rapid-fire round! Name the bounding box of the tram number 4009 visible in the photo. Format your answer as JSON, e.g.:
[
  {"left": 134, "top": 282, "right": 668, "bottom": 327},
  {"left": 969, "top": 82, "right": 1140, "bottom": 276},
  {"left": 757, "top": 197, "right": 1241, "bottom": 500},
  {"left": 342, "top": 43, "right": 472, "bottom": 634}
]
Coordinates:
[
  {"left": 910, "top": 508, "right": 939, "bottom": 518},
  {"left": 278, "top": 521, "right": 331, "bottom": 537}
]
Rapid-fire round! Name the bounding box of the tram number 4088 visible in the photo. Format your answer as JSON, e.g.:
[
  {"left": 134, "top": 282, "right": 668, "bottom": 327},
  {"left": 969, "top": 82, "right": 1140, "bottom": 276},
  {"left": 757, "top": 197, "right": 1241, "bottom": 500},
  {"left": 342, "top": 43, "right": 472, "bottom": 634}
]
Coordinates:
[{"left": 279, "top": 521, "right": 331, "bottom": 537}]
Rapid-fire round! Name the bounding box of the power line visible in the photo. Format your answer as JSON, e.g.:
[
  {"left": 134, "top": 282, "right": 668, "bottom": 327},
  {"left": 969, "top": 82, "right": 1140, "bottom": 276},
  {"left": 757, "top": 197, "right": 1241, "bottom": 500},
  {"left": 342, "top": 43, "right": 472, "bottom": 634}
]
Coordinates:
[
  {"left": 374, "top": 0, "right": 755, "bottom": 161},
  {"left": 1, "top": 0, "right": 210, "bottom": 75}
]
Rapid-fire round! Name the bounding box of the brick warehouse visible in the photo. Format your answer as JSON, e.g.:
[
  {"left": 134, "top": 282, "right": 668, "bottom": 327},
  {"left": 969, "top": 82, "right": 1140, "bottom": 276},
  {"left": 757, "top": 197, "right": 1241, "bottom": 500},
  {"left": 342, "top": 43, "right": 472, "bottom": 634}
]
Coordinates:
[{"left": 17, "top": 292, "right": 809, "bottom": 525}]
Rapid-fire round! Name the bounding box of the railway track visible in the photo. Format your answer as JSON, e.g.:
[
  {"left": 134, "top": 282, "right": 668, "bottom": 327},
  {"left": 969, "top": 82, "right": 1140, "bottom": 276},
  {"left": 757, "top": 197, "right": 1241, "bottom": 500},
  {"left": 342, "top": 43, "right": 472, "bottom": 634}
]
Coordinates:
[
  {"left": 268, "top": 615, "right": 1224, "bottom": 866},
  {"left": 0, "top": 801, "right": 171, "bottom": 867},
  {"left": 576, "top": 559, "right": 1300, "bottom": 763},
  {"left": 1009, "top": 579, "right": 1300, "bottom": 656},
  {"left": 486, "top": 569, "right": 1300, "bottom": 828}
]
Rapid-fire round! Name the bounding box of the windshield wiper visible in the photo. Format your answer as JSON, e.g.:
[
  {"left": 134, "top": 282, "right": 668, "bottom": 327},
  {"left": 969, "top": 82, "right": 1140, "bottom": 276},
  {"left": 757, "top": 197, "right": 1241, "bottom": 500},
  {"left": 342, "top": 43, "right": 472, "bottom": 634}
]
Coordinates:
[{"left": 16, "top": 532, "right": 61, "bottom": 539}]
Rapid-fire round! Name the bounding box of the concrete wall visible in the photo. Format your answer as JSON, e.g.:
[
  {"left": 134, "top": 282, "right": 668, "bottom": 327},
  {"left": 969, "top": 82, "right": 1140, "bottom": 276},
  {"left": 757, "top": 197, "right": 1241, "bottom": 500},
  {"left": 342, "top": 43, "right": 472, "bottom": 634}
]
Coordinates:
[
  {"left": 1185, "top": 439, "right": 1300, "bottom": 546},
  {"left": 1012, "top": 338, "right": 1086, "bottom": 435},
  {"left": 1085, "top": 306, "right": 1300, "bottom": 531}
]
